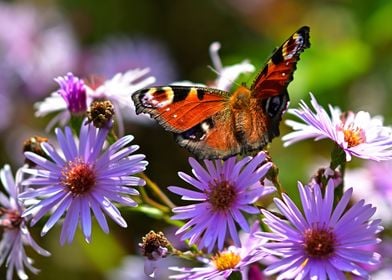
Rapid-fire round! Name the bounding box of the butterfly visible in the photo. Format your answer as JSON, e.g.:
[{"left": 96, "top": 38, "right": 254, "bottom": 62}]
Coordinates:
[{"left": 132, "top": 26, "right": 310, "bottom": 159}]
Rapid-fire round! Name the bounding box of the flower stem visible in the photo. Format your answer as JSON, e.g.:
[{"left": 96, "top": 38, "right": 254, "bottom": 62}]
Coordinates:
[
  {"left": 329, "top": 144, "right": 346, "bottom": 199},
  {"left": 140, "top": 173, "right": 176, "bottom": 209}
]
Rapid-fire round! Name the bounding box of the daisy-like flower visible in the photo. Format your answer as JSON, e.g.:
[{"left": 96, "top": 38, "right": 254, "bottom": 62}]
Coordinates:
[
  {"left": 169, "top": 152, "right": 274, "bottom": 252},
  {"left": 282, "top": 93, "right": 392, "bottom": 161},
  {"left": 0, "top": 165, "right": 50, "bottom": 280},
  {"left": 20, "top": 121, "right": 148, "bottom": 245},
  {"left": 35, "top": 69, "right": 156, "bottom": 132},
  {"left": 89, "top": 68, "right": 156, "bottom": 132},
  {"left": 258, "top": 180, "right": 383, "bottom": 279},
  {"left": 169, "top": 221, "right": 268, "bottom": 279}
]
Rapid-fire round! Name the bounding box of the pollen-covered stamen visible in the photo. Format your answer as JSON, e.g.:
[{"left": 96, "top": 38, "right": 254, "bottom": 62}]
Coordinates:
[
  {"left": 87, "top": 99, "right": 115, "bottom": 128},
  {"left": 140, "top": 231, "right": 171, "bottom": 260},
  {"left": 206, "top": 180, "right": 237, "bottom": 212},
  {"left": 303, "top": 227, "right": 336, "bottom": 258},
  {"left": 0, "top": 207, "right": 23, "bottom": 229},
  {"left": 61, "top": 159, "right": 96, "bottom": 195},
  {"left": 343, "top": 126, "right": 366, "bottom": 147},
  {"left": 212, "top": 251, "right": 241, "bottom": 271}
]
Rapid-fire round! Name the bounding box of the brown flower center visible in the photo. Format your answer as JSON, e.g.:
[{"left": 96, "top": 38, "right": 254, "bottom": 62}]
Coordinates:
[
  {"left": 212, "top": 251, "right": 241, "bottom": 271},
  {"left": 140, "top": 230, "right": 171, "bottom": 260},
  {"left": 0, "top": 207, "right": 23, "bottom": 229},
  {"left": 61, "top": 159, "right": 96, "bottom": 196},
  {"left": 206, "top": 180, "right": 237, "bottom": 212},
  {"left": 303, "top": 227, "right": 336, "bottom": 258}
]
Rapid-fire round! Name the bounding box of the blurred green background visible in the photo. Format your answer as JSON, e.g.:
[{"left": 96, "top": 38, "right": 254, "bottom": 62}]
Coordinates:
[{"left": 1, "top": 0, "right": 392, "bottom": 279}]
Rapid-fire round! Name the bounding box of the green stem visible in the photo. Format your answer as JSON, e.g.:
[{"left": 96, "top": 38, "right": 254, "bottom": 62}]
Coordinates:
[
  {"left": 140, "top": 172, "right": 176, "bottom": 209},
  {"left": 267, "top": 163, "right": 284, "bottom": 199},
  {"left": 329, "top": 144, "right": 347, "bottom": 199}
]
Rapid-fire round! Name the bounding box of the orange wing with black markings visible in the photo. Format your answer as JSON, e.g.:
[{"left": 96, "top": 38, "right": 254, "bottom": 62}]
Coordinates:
[
  {"left": 132, "top": 26, "right": 310, "bottom": 159},
  {"left": 132, "top": 86, "right": 229, "bottom": 132},
  {"left": 251, "top": 26, "right": 310, "bottom": 99}
]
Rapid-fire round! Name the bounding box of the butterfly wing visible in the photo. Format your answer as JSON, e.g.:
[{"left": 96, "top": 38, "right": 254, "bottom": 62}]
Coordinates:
[
  {"left": 251, "top": 26, "right": 310, "bottom": 98},
  {"left": 132, "top": 86, "right": 243, "bottom": 158},
  {"left": 133, "top": 86, "right": 227, "bottom": 132},
  {"left": 132, "top": 27, "right": 310, "bottom": 160},
  {"left": 247, "top": 26, "right": 310, "bottom": 143}
]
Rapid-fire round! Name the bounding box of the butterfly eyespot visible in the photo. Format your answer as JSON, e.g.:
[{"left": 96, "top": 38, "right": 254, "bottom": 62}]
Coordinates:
[
  {"left": 180, "top": 119, "right": 214, "bottom": 141},
  {"left": 265, "top": 95, "right": 285, "bottom": 118}
]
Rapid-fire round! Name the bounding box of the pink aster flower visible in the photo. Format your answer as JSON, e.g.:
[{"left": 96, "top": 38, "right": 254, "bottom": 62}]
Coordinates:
[
  {"left": 258, "top": 180, "right": 383, "bottom": 279},
  {"left": 20, "top": 121, "right": 148, "bottom": 245},
  {"left": 0, "top": 165, "right": 50, "bottom": 280},
  {"left": 282, "top": 93, "right": 392, "bottom": 161},
  {"left": 169, "top": 221, "right": 268, "bottom": 279},
  {"left": 0, "top": 2, "right": 78, "bottom": 97},
  {"left": 168, "top": 152, "right": 274, "bottom": 252}
]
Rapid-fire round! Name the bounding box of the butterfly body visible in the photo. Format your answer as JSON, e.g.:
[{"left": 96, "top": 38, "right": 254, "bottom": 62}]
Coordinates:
[{"left": 133, "top": 26, "right": 310, "bottom": 159}]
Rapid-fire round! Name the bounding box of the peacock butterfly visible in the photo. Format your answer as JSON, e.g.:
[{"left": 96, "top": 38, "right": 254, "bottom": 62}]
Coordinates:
[{"left": 132, "top": 26, "right": 310, "bottom": 159}]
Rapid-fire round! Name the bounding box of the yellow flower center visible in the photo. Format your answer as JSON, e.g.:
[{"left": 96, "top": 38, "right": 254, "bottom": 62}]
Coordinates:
[
  {"left": 343, "top": 127, "right": 365, "bottom": 147},
  {"left": 212, "top": 251, "right": 241, "bottom": 271}
]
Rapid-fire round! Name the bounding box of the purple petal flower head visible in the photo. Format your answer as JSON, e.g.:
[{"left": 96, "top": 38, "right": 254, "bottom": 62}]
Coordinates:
[
  {"left": 169, "top": 221, "right": 268, "bottom": 279},
  {"left": 35, "top": 69, "right": 155, "bottom": 132},
  {"left": 20, "top": 121, "right": 148, "bottom": 245},
  {"left": 258, "top": 180, "right": 383, "bottom": 279},
  {"left": 0, "top": 165, "right": 50, "bottom": 280},
  {"left": 282, "top": 93, "right": 392, "bottom": 161},
  {"left": 139, "top": 230, "right": 171, "bottom": 278},
  {"left": 55, "top": 72, "right": 87, "bottom": 114},
  {"left": 169, "top": 152, "right": 274, "bottom": 252}
]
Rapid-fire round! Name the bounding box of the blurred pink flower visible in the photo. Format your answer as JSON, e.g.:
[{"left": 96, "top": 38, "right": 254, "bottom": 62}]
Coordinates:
[
  {"left": 0, "top": 3, "right": 78, "bottom": 97},
  {"left": 83, "top": 37, "right": 177, "bottom": 85}
]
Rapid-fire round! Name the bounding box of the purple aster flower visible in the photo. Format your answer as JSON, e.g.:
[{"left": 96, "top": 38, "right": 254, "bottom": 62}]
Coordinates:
[
  {"left": 55, "top": 72, "right": 87, "bottom": 114},
  {"left": 19, "top": 121, "right": 148, "bottom": 245},
  {"left": 168, "top": 152, "right": 274, "bottom": 252},
  {"left": 258, "top": 180, "right": 383, "bottom": 279},
  {"left": 169, "top": 221, "right": 268, "bottom": 279},
  {"left": 34, "top": 72, "right": 90, "bottom": 131},
  {"left": 35, "top": 69, "right": 156, "bottom": 132},
  {"left": 282, "top": 93, "right": 392, "bottom": 161},
  {"left": 0, "top": 165, "right": 50, "bottom": 280}
]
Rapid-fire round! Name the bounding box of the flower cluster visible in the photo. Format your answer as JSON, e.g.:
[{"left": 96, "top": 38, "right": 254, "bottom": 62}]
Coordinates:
[{"left": 0, "top": 36, "right": 391, "bottom": 280}]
